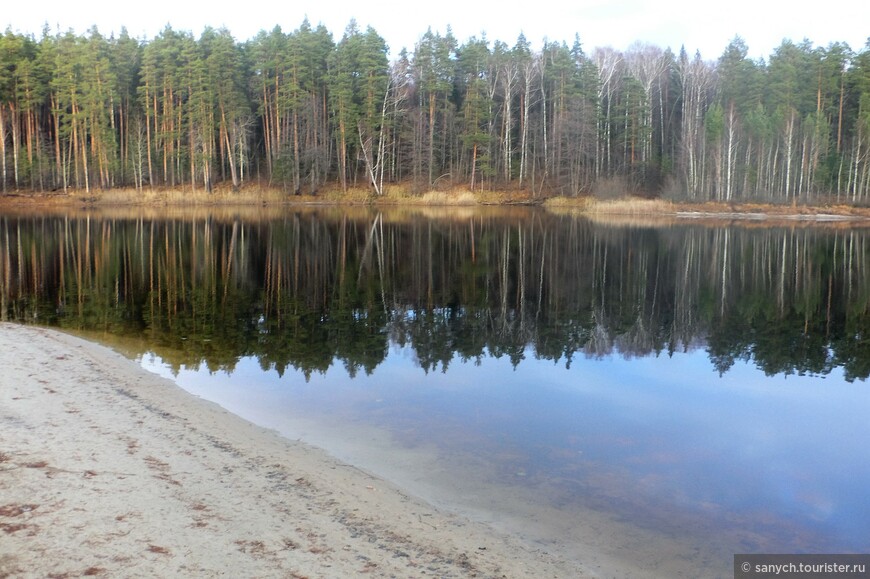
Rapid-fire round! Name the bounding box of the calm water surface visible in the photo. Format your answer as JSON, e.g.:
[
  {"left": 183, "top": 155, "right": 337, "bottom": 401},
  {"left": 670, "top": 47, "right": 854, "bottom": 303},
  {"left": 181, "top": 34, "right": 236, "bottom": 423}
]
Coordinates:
[{"left": 3, "top": 206, "right": 869, "bottom": 577}]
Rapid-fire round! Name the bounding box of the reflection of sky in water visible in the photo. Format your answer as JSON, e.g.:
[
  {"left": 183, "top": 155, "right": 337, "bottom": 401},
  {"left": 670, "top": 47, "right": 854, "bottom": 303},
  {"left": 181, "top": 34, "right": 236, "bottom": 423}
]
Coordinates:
[{"left": 142, "top": 344, "right": 870, "bottom": 555}]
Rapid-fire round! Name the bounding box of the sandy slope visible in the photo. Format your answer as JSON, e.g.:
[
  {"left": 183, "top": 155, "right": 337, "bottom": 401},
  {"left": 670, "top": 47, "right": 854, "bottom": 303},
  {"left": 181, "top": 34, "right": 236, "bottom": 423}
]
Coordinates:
[{"left": 0, "top": 323, "right": 589, "bottom": 578}]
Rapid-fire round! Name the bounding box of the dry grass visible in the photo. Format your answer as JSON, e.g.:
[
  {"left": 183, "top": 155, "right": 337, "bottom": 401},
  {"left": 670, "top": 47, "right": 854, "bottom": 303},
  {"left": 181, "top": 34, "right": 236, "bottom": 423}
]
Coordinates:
[
  {"left": 544, "top": 196, "right": 675, "bottom": 215},
  {"left": 543, "top": 196, "right": 870, "bottom": 221},
  {"left": 86, "top": 184, "right": 292, "bottom": 205},
  {"left": 587, "top": 198, "right": 676, "bottom": 214},
  {"left": 4, "top": 184, "right": 870, "bottom": 223},
  {"left": 543, "top": 197, "right": 681, "bottom": 226},
  {"left": 33, "top": 183, "right": 522, "bottom": 207},
  {"left": 0, "top": 183, "right": 290, "bottom": 207},
  {"left": 0, "top": 179, "right": 538, "bottom": 208},
  {"left": 378, "top": 186, "right": 541, "bottom": 206},
  {"left": 399, "top": 190, "right": 477, "bottom": 205}
]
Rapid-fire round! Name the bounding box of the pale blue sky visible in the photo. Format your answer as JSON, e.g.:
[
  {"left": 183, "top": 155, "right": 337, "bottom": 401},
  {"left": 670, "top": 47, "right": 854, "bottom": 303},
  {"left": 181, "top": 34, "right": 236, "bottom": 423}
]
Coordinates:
[{"left": 4, "top": 0, "right": 868, "bottom": 60}]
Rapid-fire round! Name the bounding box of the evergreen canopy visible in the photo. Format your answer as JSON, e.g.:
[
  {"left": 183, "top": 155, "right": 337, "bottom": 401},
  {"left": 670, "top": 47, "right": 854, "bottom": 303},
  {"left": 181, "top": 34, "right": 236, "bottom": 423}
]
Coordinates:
[{"left": 1, "top": 22, "right": 870, "bottom": 202}]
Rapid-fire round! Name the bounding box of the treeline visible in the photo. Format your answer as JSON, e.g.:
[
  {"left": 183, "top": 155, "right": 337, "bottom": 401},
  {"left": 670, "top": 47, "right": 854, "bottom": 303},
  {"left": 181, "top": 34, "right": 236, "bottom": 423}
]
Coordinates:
[{"left": 1, "top": 21, "right": 870, "bottom": 202}]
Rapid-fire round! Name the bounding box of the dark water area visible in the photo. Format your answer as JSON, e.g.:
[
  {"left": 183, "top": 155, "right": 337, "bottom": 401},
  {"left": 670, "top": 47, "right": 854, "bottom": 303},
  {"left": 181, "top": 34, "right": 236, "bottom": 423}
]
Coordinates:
[{"left": 2, "top": 206, "right": 869, "bottom": 577}]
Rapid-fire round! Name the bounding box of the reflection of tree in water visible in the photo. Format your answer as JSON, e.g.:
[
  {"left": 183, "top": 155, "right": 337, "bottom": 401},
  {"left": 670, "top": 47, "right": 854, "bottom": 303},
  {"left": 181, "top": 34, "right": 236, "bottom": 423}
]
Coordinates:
[{"left": 1, "top": 211, "right": 869, "bottom": 381}]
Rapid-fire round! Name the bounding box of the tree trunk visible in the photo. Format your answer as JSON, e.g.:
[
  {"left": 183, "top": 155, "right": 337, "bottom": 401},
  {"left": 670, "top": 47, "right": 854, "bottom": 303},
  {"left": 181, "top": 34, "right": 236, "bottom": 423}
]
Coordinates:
[
  {"left": 146, "top": 91, "right": 154, "bottom": 188},
  {"left": 10, "top": 103, "right": 20, "bottom": 189},
  {"left": 261, "top": 81, "right": 273, "bottom": 179},
  {"left": 725, "top": 102, "right": 737, "bottom": 201},
  {"left": 837, "top": 72, "right": 845, "bottom": 154},
  {"left": 470, "top": 142, "right": 477, "bottom": 191},
  {"left": 0, "top": 106, "right": 6, "bottom": 193},
  {"left": 784, "top": 110, "right": 795, "bottom": 200},
  {"left": 52, "top": 97, "right": 64, "bottom": 192},
  {"left": 358, "top": 123, "right": 380, "bottom": 195},
  {"left": 428, "top": 93, "right": 435, "bottom": 186},
  {"left": 338, "top": 116, "right": 348, "bottom": 192},
  {"left": 293, "top": 109, "right": 300, "bottom": 194},
  {"left": 519, "top": 63, "right": 533, "bottom": 188},
  {"left": 221, "top": 107, "right": 240, "bottom": 190}
]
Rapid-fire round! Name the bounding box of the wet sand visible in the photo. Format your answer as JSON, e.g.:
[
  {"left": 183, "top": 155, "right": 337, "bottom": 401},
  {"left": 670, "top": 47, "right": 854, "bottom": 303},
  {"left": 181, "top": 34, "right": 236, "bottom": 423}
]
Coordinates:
[{"left": 0, "top": 323, "right": 587, "bottom": 578}]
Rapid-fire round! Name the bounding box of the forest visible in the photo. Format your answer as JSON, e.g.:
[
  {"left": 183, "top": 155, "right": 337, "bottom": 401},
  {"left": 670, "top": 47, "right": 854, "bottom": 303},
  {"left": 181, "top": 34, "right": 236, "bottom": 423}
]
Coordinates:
[{"left": 1, "top": 20, "right": 870, "bottom": 203}]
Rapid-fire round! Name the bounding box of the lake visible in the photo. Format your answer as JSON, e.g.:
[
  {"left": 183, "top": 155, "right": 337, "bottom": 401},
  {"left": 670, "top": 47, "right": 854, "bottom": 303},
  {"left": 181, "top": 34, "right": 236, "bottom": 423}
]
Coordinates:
[{"left": 2, "top": 206, "right": 869, "bottom": 577}]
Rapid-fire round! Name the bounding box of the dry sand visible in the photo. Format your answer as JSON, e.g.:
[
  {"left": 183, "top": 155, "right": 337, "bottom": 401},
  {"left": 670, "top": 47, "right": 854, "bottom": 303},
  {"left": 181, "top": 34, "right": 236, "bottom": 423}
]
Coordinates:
[{"left": 0, "top": 323, "right": 589, "bottom": 578}]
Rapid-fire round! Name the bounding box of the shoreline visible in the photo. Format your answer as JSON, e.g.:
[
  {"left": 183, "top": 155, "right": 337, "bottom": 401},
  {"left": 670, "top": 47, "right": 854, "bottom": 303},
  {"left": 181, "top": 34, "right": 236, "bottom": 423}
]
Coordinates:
[
  {"left": 3, "top": 187, "right": 870, "bottom": 225},
  {"left": 0, "top": 323, "right": 587, "bottom": 578}
]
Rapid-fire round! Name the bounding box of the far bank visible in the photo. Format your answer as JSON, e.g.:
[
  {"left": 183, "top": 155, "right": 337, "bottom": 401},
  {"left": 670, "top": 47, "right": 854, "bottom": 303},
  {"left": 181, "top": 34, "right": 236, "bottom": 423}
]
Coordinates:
[{"left": 3, "top": 184, "right": 870, "bottom": 226}]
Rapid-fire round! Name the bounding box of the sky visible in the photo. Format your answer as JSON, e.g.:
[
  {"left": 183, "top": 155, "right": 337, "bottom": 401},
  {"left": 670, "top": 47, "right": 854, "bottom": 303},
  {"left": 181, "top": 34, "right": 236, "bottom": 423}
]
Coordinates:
[{"left": 3, "top": 0, "right": 868, "bottom": 61}]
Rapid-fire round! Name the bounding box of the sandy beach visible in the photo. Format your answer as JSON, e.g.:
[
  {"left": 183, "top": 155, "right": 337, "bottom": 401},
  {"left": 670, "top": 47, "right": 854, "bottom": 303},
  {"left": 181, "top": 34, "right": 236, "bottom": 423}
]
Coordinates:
[{"left": 0, "top": 323, "right": 589, "bottom": 578}]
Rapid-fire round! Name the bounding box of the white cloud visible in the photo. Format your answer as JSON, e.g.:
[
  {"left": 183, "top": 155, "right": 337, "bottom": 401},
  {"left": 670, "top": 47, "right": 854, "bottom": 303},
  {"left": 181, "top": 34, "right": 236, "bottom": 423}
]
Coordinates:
[{"left": 3, "top": 0, "right": 867, "bottom": 60}]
